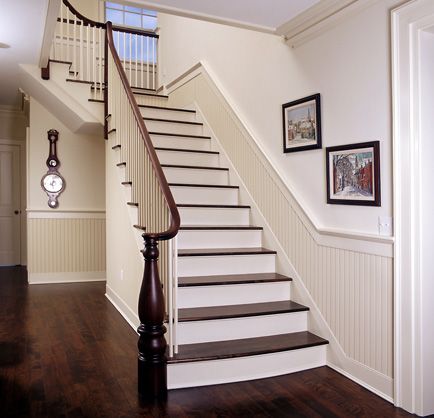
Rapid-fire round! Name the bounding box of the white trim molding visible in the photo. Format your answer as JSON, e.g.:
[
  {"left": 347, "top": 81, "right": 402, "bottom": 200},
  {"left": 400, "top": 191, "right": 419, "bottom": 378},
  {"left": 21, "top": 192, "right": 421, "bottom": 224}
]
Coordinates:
[
  {"left": 392, "top": 0, "right": 434, "bottom": 415},
  {"left": 29, "top": 271, "right": 106, "bottom": 284},
  {"left": 27, "top": 210, "right": 106, "bottom": 219},
  {"left": 105, "top": 285, "right": 140, "bottom": 331},
  {"left": 276, "top": 0, "right": 382, "bottom": 47}
]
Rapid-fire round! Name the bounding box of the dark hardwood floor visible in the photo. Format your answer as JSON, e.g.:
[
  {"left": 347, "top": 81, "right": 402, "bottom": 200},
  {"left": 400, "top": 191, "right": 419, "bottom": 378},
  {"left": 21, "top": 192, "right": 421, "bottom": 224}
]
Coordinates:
[{"left": 0, "top": 266, "right": 414, "bottom": 418}]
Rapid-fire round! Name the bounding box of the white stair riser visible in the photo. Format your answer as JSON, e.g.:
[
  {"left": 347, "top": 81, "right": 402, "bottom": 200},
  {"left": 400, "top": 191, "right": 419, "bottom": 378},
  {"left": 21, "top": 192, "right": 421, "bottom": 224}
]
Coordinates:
[
  {"left": 168, "top": 345, "right": 327, "bottom": 389},
  {"left": 177, "top": 280, "right": 288, "bottom": 307},
  {"left": 135, "top": 95, "right": 168, "bottom": 107},
  {"left": 178, "top": 207, "right": 250, "bottom": 226},
  {"left": 171, "top": 186, "right": 238, "bottom": 205},
  {"left": 156, "top": 150, "right": 219, "bottom": 166},
  {"left": 178, "top": 253, "right": 275, "bottom": 277},
  {"left": 151, "top": 135, "right": 211, "bottom": 151},
  {"left": 145, "top": 120, "right": 204, "bottom": 136},
  {"left": 178, "top": 229, "right": 262, "bottom": 249},
  {"left": 140, "top": 107, "right": 197, "bottom": 122},
  {"left": 163, "top": 167, "right": 228, "bottom": 186},
  {"left": 176, "top": 311, "right": 307, "bottom": 344}
]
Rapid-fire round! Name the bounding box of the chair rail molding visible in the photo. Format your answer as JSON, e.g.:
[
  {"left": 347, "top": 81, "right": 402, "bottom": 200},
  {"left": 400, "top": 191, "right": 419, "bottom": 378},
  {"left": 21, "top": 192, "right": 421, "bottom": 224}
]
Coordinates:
[
  {"left": 392, "top": 0, "right": 434, "bottom": 415},
  {"left": 165, "top": 61, "right": 394, "bottom": 400}
]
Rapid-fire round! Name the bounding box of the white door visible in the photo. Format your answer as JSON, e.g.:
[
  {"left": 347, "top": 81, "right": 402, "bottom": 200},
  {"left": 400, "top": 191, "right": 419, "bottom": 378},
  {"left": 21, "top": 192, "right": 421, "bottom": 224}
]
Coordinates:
[{"left": 0, "top": 144, "right": 21, "bottom": 265}]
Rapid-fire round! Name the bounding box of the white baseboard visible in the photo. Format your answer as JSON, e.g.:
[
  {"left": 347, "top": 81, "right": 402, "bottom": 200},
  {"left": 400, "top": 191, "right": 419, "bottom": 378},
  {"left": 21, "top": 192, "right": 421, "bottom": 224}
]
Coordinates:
[
  {"left": 105, "top": 285, "right": 139, "bottom": 332},
  {"left": 327, "top": 361, "right": 394, "bottom": 403},
  {"left": 28, "top": 271, "right": 106, "bottom": 284}
]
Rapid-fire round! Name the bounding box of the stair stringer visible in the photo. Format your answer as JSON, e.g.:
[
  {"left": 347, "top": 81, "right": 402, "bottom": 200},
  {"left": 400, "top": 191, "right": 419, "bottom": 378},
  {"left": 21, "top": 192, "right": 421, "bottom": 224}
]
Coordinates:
[
  {"left": 18, "top": 62, "right": 103, "bottom": 135},
  {"left": 185, "top": 100, "right": 393, "bottom": 400},
  {"left": 104, "top": 137, "right": 144, "bottom": 331}
]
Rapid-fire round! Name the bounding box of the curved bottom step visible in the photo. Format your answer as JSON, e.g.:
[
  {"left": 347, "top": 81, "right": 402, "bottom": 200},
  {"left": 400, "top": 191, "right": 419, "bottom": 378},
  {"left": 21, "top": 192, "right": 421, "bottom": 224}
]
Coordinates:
[{"left": 167, "top": 332, "right": 328, "bottom": 389}]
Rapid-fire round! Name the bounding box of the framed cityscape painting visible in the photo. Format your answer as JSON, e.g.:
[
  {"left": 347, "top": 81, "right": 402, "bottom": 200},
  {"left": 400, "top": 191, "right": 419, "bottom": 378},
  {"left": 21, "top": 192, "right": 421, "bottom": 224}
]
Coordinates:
[
  {"left": 326, "top": 141, "right": 381, "bottom": 206},
  {"left": 282, "top": 94, "right": 322, "bottom": 153}
]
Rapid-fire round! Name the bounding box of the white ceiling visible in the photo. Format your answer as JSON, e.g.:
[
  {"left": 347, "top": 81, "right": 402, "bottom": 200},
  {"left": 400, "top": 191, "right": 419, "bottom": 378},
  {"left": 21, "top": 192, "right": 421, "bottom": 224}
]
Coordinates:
[
  {"left": 0, "top": 0, "right": 48, "bottom": 108},
  {"left": 134, "top": 0, "right": 321, "bottom": 32}
]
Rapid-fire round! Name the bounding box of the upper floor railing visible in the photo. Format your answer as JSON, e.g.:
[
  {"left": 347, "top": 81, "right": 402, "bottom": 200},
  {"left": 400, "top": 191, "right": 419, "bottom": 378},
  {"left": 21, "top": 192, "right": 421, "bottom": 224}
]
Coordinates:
[{"left": 49, "top": 0, "right": 158, "bottom": 95}]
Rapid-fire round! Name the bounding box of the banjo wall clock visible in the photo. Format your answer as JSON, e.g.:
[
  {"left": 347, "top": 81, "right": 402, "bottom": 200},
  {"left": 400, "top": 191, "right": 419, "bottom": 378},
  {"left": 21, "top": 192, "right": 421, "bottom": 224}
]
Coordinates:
[{"left": 41, "top": 129, "right": 65, "bottom": 208}]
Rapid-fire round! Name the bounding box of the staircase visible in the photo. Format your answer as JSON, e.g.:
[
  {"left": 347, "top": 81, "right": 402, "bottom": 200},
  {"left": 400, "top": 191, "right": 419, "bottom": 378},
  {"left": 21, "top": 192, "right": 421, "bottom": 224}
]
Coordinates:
[
  {"left": 40, "top": 0, "right": 328, "bottom": 394},
  {"left": 107, "top": 91, "right": 328, "bottom": 389}
]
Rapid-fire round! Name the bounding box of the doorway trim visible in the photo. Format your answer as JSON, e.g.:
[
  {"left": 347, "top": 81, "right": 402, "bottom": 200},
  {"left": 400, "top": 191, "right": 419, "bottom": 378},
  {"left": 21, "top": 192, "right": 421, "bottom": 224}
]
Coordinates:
[
  {"left": 392, "top": 0, "right": 434, "bottom": 414},
  {"left": 0, "top": 138, "right": 26, "bottom": 265}
]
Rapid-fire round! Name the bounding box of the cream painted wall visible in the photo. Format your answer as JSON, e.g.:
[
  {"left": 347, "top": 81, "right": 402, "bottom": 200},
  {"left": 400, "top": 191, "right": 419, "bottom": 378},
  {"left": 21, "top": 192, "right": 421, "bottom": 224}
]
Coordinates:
[
  {"left": 27, "top": 97, "right": 106, "bottom": 281},
  {"left": 0, "top": 108, "right": 27, "bottom": 141},
  {"left": 158, "top": 0, "right": 400, "bottom": 235},
  {"left": 105, "top": 139, "right": 143, "bottom": 328},
  {"left": 70, "top": 0, "right": 101, "bottom": 21},
  {"left": 28, "top": 98, "right": 105, "bottom": 211}
]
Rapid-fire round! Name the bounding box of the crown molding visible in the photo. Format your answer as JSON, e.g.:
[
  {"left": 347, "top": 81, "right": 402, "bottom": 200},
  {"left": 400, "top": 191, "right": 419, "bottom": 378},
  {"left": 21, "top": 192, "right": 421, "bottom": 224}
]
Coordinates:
[{"left": 276, "top": 0, "right": 382, "bottom": 48}]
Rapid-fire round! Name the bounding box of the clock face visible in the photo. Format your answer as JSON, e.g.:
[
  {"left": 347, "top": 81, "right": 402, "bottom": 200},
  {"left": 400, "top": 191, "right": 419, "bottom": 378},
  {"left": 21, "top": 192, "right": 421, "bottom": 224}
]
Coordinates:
[{"left": 42, "top": 173, "right": 64, "bottom": 193}]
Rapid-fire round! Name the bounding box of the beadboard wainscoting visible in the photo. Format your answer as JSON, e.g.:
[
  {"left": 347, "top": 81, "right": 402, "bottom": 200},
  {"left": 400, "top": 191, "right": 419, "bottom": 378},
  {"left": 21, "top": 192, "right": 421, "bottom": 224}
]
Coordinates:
[
  {"left": 27, "top": 212, "right": 106, "bottom": 283},
  {"left": 165, "top": 63, "right": 394, "bottom": 399}
]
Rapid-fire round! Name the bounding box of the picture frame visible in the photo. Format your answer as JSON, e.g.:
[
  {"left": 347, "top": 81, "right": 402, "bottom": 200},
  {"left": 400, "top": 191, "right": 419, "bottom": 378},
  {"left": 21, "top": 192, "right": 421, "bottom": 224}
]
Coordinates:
[
  {"left": 282, "top": 93, "right": 322, "bottom": 153},
  {"left": 326, "top": 141, "right": 381, "bottom": 206}
]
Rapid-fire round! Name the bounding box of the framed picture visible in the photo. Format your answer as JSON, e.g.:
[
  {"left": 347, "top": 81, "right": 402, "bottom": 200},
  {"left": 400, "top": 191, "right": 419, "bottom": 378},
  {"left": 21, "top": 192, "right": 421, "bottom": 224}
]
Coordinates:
[
  {"left": 326, "top": 141, "right": 381, "bottom": 206},
  {"left": 282, "top": 93, "right": 322, "bottom": 153}
]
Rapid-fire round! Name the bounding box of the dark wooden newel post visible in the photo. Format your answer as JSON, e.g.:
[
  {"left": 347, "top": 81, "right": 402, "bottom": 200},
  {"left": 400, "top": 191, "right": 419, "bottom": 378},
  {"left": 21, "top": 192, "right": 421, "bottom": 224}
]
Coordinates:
[{"left": 137, "top": 236, "right": 167, "bottom": 398}]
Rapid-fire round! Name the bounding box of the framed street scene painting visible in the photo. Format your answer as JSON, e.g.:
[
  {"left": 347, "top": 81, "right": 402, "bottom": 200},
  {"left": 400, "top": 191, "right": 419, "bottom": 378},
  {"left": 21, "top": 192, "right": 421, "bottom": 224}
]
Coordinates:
[
  {"left": 326, "top": 141, "right": 381, "bottom": 206},
  {"left": 282, "top": 94, "right": 322, "bottom": 153}
]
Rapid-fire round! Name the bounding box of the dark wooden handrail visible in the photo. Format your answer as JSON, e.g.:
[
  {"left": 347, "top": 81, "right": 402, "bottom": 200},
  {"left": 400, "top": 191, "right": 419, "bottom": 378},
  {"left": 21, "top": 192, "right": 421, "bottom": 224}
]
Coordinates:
[{"left": 106, "top": 22, "right": 180, "bottom": 240}]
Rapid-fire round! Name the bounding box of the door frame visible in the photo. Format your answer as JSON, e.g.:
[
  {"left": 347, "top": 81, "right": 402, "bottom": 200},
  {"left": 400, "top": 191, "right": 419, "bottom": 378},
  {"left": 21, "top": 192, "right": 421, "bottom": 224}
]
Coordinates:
[
  {"left": 391, "top": 0, "right": 434, "bottom": 414},
  {"left": 0, "top": 138, "right": 26, "bottom": 265}
]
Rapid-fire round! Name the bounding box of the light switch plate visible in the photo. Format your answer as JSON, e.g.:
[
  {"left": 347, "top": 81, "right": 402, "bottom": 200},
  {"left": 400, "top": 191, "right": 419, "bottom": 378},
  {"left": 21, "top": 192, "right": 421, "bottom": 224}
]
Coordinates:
[{"left": 378, "top": 216, "right": 393, "bottom": 236}]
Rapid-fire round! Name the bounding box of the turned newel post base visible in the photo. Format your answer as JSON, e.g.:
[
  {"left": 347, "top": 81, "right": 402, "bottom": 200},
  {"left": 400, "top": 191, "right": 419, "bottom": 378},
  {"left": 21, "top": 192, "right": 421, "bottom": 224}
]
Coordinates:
[{"left": 137, "top": 236, "right": 167, "bottom": 399}]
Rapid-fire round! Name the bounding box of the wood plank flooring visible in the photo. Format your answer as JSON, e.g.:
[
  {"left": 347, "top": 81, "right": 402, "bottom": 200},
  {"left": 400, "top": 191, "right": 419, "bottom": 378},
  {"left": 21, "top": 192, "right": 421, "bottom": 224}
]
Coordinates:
[{"left": 0, "top": 266, "right": 414, "bottom": 418}]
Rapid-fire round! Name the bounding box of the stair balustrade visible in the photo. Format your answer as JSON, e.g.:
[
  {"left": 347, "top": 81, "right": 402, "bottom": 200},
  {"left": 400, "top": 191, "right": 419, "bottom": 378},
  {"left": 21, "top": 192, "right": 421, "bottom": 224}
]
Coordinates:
[{"left": 43, "top": 0, "right": 179, "bottom": 399}]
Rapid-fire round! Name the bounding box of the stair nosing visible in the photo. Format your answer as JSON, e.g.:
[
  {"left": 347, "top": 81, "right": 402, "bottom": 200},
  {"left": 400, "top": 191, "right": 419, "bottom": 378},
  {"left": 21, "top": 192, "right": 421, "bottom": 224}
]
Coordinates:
[
  {"left": 144, "top": 117, "right": 203, "bottom": 126},
  {"left": 134, "top": 91, "right": 168, "bottom": 98},
  {"left": 179, "top": 225, "right": 262, "bottom": 230},
  {"left": 162, "top": 164, "right": 228, "bottom": 172},
  {"left": 138, "top": 104, "right": 196, "bottom": 113},
  {"left": 178, "top": 273, "right": 292, "bottom": 287},
  {"left": 169, "top": 183, "right": 238, "bottom": 189},
  {"left": 177, "top": 204, "right": 250, "bottom": 209},
  {"left": 178, "top": 247, "right": 277, "bottom": 257},
  {"left": 177, "top": 301, "right": 309, "bottom": 323},
  {"left": 155, "top": 146, "right": 217, "bottom": 155},
  {"left": 167, "top": 332, "right": 328, "bottom": 364},
  {"left": 150, "top": 132, "right": 211, "bottom": 140}
]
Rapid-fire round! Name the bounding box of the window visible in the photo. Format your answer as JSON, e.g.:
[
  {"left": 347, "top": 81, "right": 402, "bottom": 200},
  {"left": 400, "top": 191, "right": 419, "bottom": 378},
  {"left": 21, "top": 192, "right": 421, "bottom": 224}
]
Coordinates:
[{"left": 105, "top": 2, "right": 157, "bottom": 31}]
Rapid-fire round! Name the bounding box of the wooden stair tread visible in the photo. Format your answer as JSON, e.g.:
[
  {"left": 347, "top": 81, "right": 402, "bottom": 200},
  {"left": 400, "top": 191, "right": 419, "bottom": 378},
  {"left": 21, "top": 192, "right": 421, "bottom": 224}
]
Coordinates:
[
  {"left": 88, "top": 98, "right": 104, "bottom": 103},
  {"left": 178, "top": 247, "right": 276, "bottom": 257},
  {"left": 170, "top": 183, "right": 238, "bottom": 189},
  {"left": 178, "top": 272, "right": 292, "bottom": 287},
  {"left": 168, "top": 332, "right": 328, "bottom": 364},
  {"left": 133, "top": 91, "right": 168, "bottom": 98},
  {"left": 155, "top": 146, "right": 217, "bottom": 154},
  {"left": 178, "top": 300, "right": 308, "bottom": 322},
  {"left": 180, "top": 225, "right": 262, "bottom": 230},
  {"left": 144, "top": 117, "right": 203, "bottom": 126},
  {"left": 138, "top": 104, "right": 196, "bottom": 113},
  {"left": 150, "top": 132, "right": 211, "bottom": 139},
  {"left": 177, "top": 204, "right": 250, "bottom": 209},
  {"left": 162, "top": 164, "right": 228, "bottom": 171}
]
